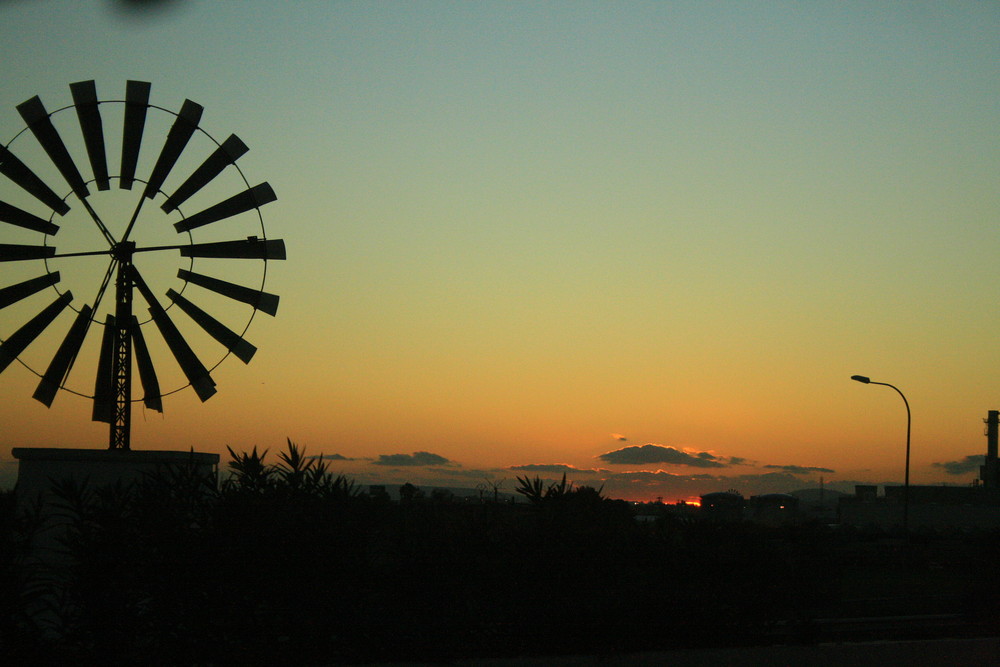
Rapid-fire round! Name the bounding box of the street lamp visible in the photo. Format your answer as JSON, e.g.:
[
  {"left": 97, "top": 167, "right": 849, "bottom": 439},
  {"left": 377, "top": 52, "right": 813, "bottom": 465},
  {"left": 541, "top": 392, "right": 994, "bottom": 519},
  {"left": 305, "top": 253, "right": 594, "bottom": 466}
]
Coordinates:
[{"left": 851, "top": 374, "right": 911, "bottom": 532}]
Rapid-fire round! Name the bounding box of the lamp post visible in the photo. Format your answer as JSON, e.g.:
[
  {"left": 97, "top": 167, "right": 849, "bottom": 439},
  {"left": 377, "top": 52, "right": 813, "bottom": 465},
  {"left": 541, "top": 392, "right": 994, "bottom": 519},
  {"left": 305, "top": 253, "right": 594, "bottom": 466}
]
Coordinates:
[{"left": 851, "top": 375, "right": 911, "bottom": 533}]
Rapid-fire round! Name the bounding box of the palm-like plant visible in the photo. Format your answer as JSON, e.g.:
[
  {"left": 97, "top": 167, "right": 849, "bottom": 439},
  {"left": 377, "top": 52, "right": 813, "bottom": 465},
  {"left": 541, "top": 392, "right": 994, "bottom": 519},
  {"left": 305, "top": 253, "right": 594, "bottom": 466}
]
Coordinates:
[
  {"left": 275, "top": 438, "right": 313, "bottom": 492},
  {"left": 515, "top": 473, "right": 574, "bottom": 504},
  {"left": 224, "top": 445, "right": 274, "bottom": 493},
  {"left": 514, "top": 475, "right": 546, "bottom": 503},
  {"left": 544, "top": 473, "right": 571, "bottom": 500}
]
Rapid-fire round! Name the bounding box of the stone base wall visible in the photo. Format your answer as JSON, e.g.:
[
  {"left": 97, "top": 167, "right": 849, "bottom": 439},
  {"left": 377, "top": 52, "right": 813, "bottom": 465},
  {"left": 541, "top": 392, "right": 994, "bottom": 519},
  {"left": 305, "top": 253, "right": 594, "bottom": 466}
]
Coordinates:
[{"left": 11, "top": 447, "right": 219, "bottom": 513}]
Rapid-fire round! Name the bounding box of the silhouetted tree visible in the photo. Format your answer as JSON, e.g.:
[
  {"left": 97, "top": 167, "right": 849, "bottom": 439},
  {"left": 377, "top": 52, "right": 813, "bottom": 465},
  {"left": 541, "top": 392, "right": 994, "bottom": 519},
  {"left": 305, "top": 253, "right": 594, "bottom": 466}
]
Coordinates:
[{"left": 399, "top": 482, "right": 422, "bottom": 502}]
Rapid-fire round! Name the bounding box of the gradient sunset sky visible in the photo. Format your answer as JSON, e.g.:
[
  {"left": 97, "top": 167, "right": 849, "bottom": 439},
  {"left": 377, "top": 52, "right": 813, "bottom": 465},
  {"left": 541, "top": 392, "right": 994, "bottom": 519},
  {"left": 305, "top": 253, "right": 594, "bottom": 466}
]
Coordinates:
[{"left": 1, "top": 1, "right": 998, "bottom": 501}]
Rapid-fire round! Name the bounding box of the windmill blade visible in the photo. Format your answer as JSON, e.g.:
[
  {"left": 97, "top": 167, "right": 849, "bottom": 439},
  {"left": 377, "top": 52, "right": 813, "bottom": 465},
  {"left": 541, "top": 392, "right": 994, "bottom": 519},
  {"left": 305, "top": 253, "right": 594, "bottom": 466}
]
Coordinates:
[
  {"left": 0, "top": 244, "right": 57, "bottom": 262},
  {"left": 161, "top": 135, "right": 248, "bottom": 213},
  {"left": 131, "top": 266, "right": 216, "bottom": 401},
  {"left": 180, "top": 237, "right": 285, "bottom": 260},
  {"left": 0, "top": 200, "right": 59, "bottom": 235},
  {"left": 167, "top": 289, "right": 257, "bottom": 364},
  {"left": 173, "top": 182, "right": 275, "bottom": 233},
  {"left": 33, "top": 304, "right": 92, "bottom": 406},
  {"left": 143, "top": 99, "right": 203, "bottom": 199},
  {"left": 92, "top": 314, "right": 115, "bottom": 423},
  {"left": 16, "top": 96, "right": 90, "bottom": 200},
  {"left": 0, "top": 290, "right": 72, "bottom": 375},
  {"left": 0, "top": 272, "right": 60, "bottom": 309},
  {"left": 131, "top": 316, "right": 162, "bottom": 412},
  {"left": 120, "top": 80, "right": 151, "bottom": 190},
  {"left": 70, "top": 80, "right": 110, "bottom": 191},
  {"left": 178, "top": 269, "right": 279, "bottom": 316},
  {"left": 0, "top": 146, "right": 71, "bottom": 215}
]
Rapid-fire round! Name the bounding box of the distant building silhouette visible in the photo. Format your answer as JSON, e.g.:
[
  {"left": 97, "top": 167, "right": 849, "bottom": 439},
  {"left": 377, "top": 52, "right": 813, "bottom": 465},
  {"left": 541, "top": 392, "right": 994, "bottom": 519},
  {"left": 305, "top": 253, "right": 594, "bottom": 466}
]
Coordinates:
[
  {"left": 980, "top": 410, "right": 999, "bottom": 490},
  {"left": 699, "top": 491, "right": 744, "bottom": 522},
  {"left": 839, "top": 410, "right": 1000, "bottom": 531},
  {"left": 854, "top": 485, "right": 877, "bottom": 502},
  {"left": 698, "top": 491, "right": 807, "bottom": 525},
  {"left": 749, "top": 493, "right": 799, "bottom": 525}
]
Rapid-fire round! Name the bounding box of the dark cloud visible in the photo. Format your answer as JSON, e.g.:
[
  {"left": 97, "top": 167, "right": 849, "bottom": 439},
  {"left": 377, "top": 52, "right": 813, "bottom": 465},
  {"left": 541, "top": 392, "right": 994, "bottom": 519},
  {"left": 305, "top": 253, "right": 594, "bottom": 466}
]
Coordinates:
[
  {"left": 373, "top": 451, "right": 451, "bottom": 467},
  {"left": 611, "top": 470, "right": 719, "bottom": 483},
  {"left": 432, "top": 467, "right": 508, "bottom": 480},
  {"left": 307, "top": 453, "right": 354, "bottom": 461},
  {"left": 764, "top": 464, "right": 836, "bottom": 474},
  {"left": 933, "top": 455, "right": 985, "bottom": 475},
  {"left": 509, "top": 463, "right": 602, "bottom": 474},
  {"left": 599, "top": 444, "right": 726, "bottom": 468},
  {"left": 729, "top": 471, "right": 821, "bottom": 495},
  {"left": 595, "top": 470, "right": 815, "bottom": 500},
  {"left": 610, "top": 433, "right": 628, "bottom": 441},
  {"left": 727, "top": 457, "right": 751, "bottom": 466}
]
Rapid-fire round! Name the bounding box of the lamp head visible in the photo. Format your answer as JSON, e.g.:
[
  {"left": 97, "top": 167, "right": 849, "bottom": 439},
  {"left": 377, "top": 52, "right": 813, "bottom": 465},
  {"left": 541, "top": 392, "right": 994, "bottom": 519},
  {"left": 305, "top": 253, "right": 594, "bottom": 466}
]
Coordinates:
[{"left": 851, "top": 375, "right": 871, "bottom": 384}]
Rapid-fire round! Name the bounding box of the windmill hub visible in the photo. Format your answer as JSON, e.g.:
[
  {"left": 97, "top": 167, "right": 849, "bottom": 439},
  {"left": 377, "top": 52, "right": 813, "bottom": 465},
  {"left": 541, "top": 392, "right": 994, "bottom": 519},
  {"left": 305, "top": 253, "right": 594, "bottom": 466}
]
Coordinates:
[{"left": 111, "top": 241, "right": 136, "bottom": 262}]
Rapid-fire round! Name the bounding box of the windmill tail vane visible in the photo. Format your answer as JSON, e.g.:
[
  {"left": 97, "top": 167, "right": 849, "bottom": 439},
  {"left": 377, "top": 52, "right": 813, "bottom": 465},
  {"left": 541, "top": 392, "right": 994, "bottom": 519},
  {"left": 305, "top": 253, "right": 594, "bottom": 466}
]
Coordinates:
[{"left": 0, "top": 80, "right": 285, "bottom": 450}]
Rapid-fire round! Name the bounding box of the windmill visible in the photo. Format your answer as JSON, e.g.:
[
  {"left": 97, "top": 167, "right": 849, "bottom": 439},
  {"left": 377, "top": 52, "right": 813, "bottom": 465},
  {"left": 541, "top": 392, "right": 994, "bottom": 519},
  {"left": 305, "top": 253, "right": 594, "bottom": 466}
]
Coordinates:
[{"left": 0, "top": 80, "right": 285, "bottom": 449}]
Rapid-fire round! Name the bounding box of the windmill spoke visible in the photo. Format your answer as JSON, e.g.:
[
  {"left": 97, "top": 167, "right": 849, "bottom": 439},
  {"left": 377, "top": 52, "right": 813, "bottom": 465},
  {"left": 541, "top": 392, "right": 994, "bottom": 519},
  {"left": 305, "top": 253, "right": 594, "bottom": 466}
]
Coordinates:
[
  {"left": 120, "top": 80, "right": 151, "bottom": 190},
  {"left": 0, "top": 146, "right": 70, "bottom": 215},
  {"left": 33, "top": 304, "right": 92, "bottom": 406},
  {"left": 161, "top": 135, "right": 248, "bottom": 213},
  {"left": 90, "top": 258, "right": 116, "bottom": 318},
  {"left": 0, "top": 291, "right": 73, "bottom": 374},
  {"left": 46, "top": 247, "right": 113, "bottom": 259},
  {"left": 17, "top": 96, "right": 90, "bottom": 200},
  {"left": 0, "top": 200, "right": 59, "bottom": 235},
  {"left": 119, "top": 189, "right": 148, "bottom": 246},
  {"left": 131, "top": 316, "right": 162, "bottom": 412},
  {"left": 168, "top": 289, "right": 257, "bottom": 363},
  {"left": 0, "top": 273, "right": 60, "bottom": 309},
  {"left": 130, "top": 237, "right": 285, "bottom": 259},
  {"left": 78, "top": 195, "right": 117, "bottom": 246},
  {"left": 178, "top": 268, "right": 279, "bottom": 315},
  {"left": 173, "top": 182, "right": 275, "bottom": 233},
  {"left": 70, "top": 80, "right": 110, "bottom": 191},
  {"left": 0, "top": 243, "right": 56, "bottom": 262},
  {"left": 131, "top": 265, "right": 216, "bottom": 401}
]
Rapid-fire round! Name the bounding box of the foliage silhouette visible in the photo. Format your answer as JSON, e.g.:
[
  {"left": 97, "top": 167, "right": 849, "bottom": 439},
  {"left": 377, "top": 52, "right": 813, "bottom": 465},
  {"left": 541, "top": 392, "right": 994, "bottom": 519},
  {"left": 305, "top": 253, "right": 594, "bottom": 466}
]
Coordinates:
[
  {"left": 514, "top": 472, "right": 577, "bottom": 502},
  {"left": 1, "top": 441, "right": 995, "bottom": 664}
]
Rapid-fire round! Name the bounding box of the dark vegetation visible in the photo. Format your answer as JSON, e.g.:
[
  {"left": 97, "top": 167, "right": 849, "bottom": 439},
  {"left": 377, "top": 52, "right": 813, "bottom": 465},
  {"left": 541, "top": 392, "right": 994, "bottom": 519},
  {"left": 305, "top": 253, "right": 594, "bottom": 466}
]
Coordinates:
[{"left": 2, "top": 440, "right": 999, "bottom": 665}]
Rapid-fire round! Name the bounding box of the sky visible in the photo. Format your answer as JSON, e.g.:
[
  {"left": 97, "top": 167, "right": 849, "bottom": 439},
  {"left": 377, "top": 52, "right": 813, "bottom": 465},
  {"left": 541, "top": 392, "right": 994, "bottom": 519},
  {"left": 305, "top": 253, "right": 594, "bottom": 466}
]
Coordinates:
[{"left": 1, "top": 1, "right": 998, "bottom": 501}]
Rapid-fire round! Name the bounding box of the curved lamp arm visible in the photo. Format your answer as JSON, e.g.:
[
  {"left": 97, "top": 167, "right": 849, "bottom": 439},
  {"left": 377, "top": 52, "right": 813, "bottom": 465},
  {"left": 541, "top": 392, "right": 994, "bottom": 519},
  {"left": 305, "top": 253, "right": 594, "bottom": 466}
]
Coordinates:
[{"left": 851, "top": 374, "right": 911, "bottom": 532}]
